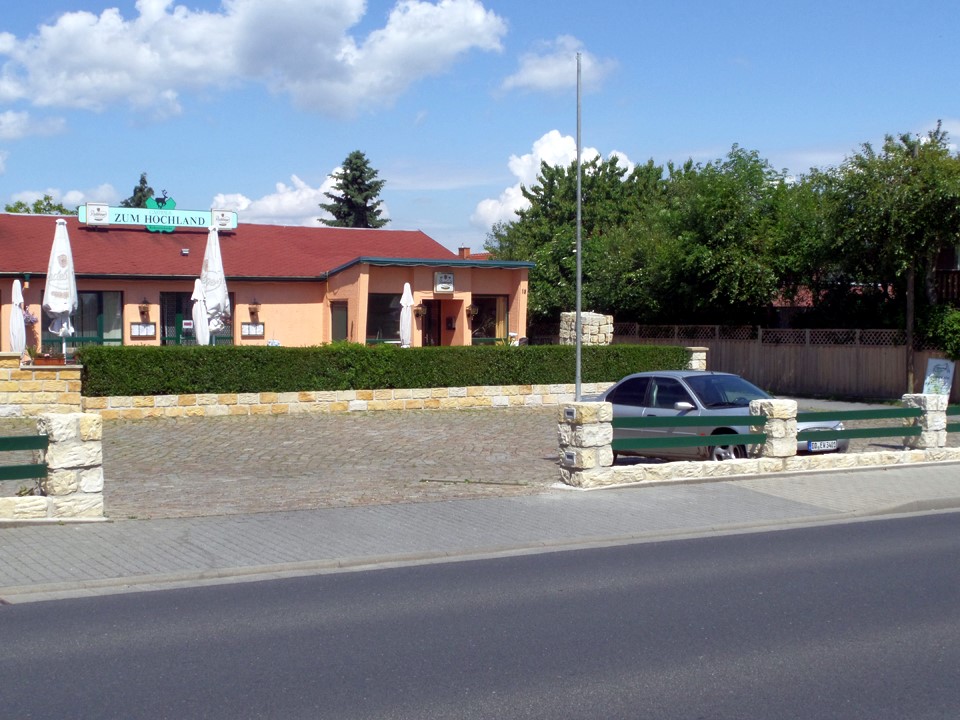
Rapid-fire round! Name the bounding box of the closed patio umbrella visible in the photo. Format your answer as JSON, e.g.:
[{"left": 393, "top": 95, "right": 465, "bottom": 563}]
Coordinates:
[
  {"left": 9, "top": 279, "right": 25, "bottom": 356},
  {"left": 41, "top": 219, "right": 78, "bottom": 357},
  {"left": 399, "top": 282, "right": 413, "bottom": 348},
  {"left": 191, "top": 279, "right": 210, "bottom": 346},
  {"left": 201, "top": 226, "right": 230, "bottom": 341}
]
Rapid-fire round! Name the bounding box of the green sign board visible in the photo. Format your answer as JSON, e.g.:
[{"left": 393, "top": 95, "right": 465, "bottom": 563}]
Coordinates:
[{"left": 79, "top": 202, "right": 238, "bottom": 232}]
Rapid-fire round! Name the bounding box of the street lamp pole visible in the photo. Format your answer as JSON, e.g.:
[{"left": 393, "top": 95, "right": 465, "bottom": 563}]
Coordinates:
[{"left": 575, "top": 52, "right": 583, "bottom": 401}]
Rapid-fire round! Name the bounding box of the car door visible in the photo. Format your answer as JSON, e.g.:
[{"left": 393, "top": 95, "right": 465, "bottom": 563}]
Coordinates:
[
  {"left": 643, "top": 376, "right": 699, "bottom": 459},
  {"left": 605, "top": 376, "right": 651, "bottom": 449}
]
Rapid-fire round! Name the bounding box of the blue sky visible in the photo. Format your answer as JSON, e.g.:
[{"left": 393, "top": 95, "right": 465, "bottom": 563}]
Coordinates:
[{"left": 1, "top": 0, "right": 957, "bottom": 252}]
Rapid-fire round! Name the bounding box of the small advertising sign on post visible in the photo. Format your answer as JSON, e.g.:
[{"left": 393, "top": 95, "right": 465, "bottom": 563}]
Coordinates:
[{"left": 922, "top": 358, "right": 955, "bottom": 396}]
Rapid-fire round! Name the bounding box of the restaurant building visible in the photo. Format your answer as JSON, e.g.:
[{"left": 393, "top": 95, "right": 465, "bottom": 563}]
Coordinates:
[{"left": 0, "top": 209, "right": 532, "bottom": 353}]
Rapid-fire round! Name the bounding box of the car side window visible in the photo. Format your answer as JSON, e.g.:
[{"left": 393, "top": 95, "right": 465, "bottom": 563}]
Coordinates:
[
  {"left": 607, "top": 377, "right": 650, "bottom": 407},
  {"left": 650, "top": 378, "right": 693, "bottom": 409}
]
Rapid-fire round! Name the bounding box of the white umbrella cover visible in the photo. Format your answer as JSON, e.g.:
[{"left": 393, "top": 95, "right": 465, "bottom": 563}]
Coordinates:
[
  {"left": 201, "top": 226, "right": 230, "bottom": 335},
  {"left": 9, "top": 279, "right": 25, "bottom": 356},
  {"left": 399, "top": 282, "right": 414, "bottom": 348},
  {"left": 42, "top": 219, "right": 78, "bottom": 355},
  {"left": 191, "top": 279, "right": 210, "bottom": 346}
]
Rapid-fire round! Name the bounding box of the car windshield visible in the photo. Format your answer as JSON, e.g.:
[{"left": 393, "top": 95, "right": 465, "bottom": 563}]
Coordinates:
[{"left": 684, "top": 375, "right": 770, "bottom": 408}]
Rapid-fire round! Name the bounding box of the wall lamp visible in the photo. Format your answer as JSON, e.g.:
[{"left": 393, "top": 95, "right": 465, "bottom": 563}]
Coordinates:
[
  {"left": 465, "top": 304, "right": 479, "bottom": 319},
  {"left": 413, "top": 304, "right": 427, "bottom": 318},
  {"left": 248, "top": 299, "right": 261, "bottom": 318},
  {"left": 138, "top": 297, "right": 150, "bottom": 318}
]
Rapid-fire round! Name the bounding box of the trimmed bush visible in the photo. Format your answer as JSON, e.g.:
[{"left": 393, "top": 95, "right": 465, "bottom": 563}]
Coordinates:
[{"left": 75, "top": 343, "right": 691, "bottom": 397}]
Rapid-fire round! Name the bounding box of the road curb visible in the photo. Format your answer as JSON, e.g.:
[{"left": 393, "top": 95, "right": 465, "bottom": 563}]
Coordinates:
[{"left": 7, "top": 503, "right": 960, "bottom": 605}]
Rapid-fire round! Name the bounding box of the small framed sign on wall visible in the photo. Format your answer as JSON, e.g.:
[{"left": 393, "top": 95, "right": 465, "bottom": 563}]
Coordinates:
[
  {"left": 241, "top": 322, "right": 265, "bottom": 338},
  {"left": 130, "top": 322, "right": 156, "bottom": 337}
]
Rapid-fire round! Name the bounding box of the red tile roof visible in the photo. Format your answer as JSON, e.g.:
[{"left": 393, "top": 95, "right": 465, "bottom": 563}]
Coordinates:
[{"left": 0, "top": 213, "right": 458, "bottom": 280}]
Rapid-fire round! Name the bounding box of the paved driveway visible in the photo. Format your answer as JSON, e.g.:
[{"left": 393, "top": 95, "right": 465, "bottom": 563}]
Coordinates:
[{"left": 102, "top": 408, "right": 563, "bottom": 519}]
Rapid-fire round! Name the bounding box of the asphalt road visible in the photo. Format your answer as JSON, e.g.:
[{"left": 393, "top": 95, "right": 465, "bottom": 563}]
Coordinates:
[{"left": 3, "top": 512, "right": 959, "bottom": 719}]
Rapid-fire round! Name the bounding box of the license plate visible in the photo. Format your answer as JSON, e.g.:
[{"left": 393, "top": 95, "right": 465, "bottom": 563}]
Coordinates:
[{"left": 808, "top": 440, "right": 837, "bottom": 452}]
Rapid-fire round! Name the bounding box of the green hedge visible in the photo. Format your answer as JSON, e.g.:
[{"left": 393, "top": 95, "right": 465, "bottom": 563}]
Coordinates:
[{"left": 75, "top": 343, "right": 691, "bottom": 397}]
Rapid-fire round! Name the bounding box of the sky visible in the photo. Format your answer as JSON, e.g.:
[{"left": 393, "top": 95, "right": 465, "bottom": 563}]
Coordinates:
[{"left": 1, "top": 0, "right": 958, "bottom": 252}]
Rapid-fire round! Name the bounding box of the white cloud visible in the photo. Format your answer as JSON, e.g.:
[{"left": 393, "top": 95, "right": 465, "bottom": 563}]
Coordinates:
[
  {"left": 0, "top": 110, "right": 65, "bottom": 139},
  {"left": 212, "top": 173, "right": 383, "bottom": 226},
  {"left": 501, "top": 35, "right": 616, "bottom": 93},
  {"left": 0, "top": 0, "right": 506, "bottom": 118},
  {"left": 472, "top": 130, "right": 621, "bottom": 230},
  {"left": 8, "top": 183, "right": 118, "bottom": 208}
]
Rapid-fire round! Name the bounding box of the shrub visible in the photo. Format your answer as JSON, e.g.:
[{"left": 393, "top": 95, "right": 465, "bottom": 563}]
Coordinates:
[{"left": 75, "top": 343, "right": 691, "bottom": 397}]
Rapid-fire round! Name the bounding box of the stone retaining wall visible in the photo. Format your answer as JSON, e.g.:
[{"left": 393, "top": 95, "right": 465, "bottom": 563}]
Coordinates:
[
  {"left": 0, "top": 353, "right": 83, "bottom": 416},
  {"left": 0, "top": 412, "right": 104, "bottom": 522},
  {"left": 82, "top": 383, "right": 619, "bottom": 420}
]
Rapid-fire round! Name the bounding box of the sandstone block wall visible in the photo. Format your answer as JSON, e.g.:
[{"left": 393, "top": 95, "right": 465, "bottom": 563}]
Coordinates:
[
  {"left": 0, "top": 353, "right": 83, "bottom": 417},
  {"left": 0, "top": 412, "right": 104, "bottom": 522},
  {"left": 559, "top": 312, "right": 614, "bottom": 345}
]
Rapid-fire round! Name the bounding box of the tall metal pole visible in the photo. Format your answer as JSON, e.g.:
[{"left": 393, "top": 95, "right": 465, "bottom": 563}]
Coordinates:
[{"left": 575, "top": 52, "right": 583, "bottom": 401}]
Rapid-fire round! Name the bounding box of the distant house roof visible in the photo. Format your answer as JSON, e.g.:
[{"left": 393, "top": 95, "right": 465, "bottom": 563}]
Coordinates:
[{"left": 0, "top": 213, "right": 529, "bottom": 282}]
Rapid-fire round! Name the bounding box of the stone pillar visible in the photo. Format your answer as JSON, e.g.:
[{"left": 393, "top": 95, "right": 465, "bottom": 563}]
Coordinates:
[
  {"left": 902, "top": 393, "right": 948, "bottom": 449},
  {"left": 559, "top": 312, "right": 614, "bottom": 345},
  {"left": 750, "top": 398, "right": 798, "bottom": 458},
  {"left": 35, "top": 412, "right": 105, "bottom": 518},
  {"left": 557, "top": 402, "right": 614, "bottom": 488},
  {"left": 685, "top": 347, "right": 709, "bottom": 371}
]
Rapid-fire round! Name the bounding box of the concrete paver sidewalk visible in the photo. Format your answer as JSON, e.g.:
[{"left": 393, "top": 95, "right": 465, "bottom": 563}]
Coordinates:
[{"left": 3, "top": 462, "right": 959, "bottom": 604}]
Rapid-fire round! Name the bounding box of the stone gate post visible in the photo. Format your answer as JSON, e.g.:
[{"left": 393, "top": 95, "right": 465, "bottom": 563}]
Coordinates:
[{"left": 558, "top": 402, "right": 614, "bottom": 488}]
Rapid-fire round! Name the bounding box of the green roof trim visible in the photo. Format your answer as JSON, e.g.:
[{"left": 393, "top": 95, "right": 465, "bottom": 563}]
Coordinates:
[{"left": 325, "top": 256, "right": 535, "bottom": 277}]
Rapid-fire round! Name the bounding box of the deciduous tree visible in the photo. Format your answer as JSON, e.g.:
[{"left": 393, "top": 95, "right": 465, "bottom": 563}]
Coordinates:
[{"left": 4, "top": 194, "right": 76, "bottom": 215}]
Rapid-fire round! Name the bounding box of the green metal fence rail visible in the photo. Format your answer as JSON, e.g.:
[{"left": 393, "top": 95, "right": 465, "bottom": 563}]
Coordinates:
[
  {"left": 949, "top": 405, "right": 960, "bottom": 434},
  {"left": 796, "top": 408, "right": 923, "bottom": 443},
  {"left": 0, "top": 435, "right": 48, "bottom": 481},
  {"left": 610, "top": 406, "right": 936, "bottom": 453},
  {"left": 611, "top": 415, "right": 767, "bottom": 452}
]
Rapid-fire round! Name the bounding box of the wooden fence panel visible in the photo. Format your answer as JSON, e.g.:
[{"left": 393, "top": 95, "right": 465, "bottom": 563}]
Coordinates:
[{"left": 611, "top": 327, "right": 959, "bottom": 402}]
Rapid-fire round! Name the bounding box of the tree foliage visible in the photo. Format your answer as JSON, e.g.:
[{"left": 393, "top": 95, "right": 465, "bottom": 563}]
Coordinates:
[
  {"left": 486, "top": 125, "right": 960, "bottom": 337},
  {"left": 120, "top": 172, "right": 155, "bottom": 208},
  {"left": 319, "top": 150, "right": 388, "bottom": 228},
  {"left": 826, "top": 122, "right": 960, "bottom": 309},
  {"left": 4, "top": 194, "right": 77, "bottom": 215}
]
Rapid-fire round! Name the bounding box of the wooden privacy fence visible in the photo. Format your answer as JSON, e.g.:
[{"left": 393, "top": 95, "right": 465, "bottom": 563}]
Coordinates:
[
  {"left": 607, "top": 325, "right": 957, "bottom": 403},
  {"left": 528, "top": 322, "right": 950, "bottom": 400}
]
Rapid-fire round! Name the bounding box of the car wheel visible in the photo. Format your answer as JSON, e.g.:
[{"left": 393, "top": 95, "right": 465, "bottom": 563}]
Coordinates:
[{"left": 710, "top": 435, "right": 746, "bottom": 461}]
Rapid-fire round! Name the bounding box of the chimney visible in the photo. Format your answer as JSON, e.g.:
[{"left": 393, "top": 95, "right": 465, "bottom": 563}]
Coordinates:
[{"left": 458, "top": 247, "right": 470, "bottom": 259}]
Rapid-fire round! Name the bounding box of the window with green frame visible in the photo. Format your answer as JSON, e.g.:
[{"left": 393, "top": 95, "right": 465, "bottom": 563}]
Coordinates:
[{"left": 41, "top": 291, "right": 122, "bottom": 351}]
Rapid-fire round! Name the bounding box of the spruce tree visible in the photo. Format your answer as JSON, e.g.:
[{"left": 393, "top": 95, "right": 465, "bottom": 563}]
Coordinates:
[
  {"left": 319, "top": 151, "right": 388, "bottom": 228},
  {"left": 121, "top": 172, "right": 155, "bottom": 208}
]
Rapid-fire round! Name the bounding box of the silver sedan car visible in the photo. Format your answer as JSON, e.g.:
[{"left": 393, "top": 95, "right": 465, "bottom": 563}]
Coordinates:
[{"left": 586, "top": 370, "right": 848, "bottom": 462}]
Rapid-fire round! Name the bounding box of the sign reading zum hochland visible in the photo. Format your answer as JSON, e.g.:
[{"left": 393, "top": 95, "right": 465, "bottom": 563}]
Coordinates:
[{"left": 79, "top": 203, "right": 238, "bottom": 230}]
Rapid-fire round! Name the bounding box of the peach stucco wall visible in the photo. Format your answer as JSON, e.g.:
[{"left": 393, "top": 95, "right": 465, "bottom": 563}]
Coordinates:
[{"left": 2, "top": 263, "right": 528, "bottom": 351}]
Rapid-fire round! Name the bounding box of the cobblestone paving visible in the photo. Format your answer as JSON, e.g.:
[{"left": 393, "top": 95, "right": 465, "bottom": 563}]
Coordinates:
[{"left": 101, "top": 408, "right": 563, "bottom": 519}]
